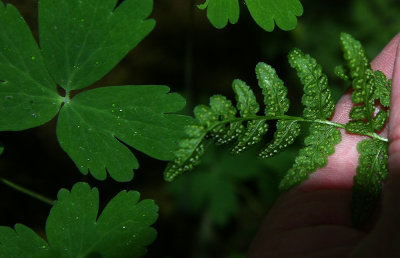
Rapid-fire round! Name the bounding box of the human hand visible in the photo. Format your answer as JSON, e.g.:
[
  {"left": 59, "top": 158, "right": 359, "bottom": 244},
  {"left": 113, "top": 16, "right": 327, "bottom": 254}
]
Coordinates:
[{"left": 248, "top": 33, "right": 400, "bottom": 257}]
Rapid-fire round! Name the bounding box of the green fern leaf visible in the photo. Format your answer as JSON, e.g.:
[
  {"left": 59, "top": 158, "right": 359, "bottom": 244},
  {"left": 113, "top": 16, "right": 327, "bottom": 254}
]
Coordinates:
[
  {"left": 289, "top": 48, "right": 335, "bottom": 120},
  {"left": 372, "top": 111, "right": 388, "bottom": 131},
  {"left": 334, "top": 65, "right": 350, "bottom": 81},
  {"left": 340, "top": 33, "right": 369, "bottom": 86},
  {"left": 373, "top": 70, "right": 391, "bottom": 108},
  {"left": 231, "top": 120, "right": 268, "bottom": 155},
  {"left": 340, "top": 33, "right": 376, "bottom": 132},
  {"left": 345, "top": 121, "right": 371, "bottom": 135},
  {"left": 194, "top": 104, "right": 219, "bottom": 128},
  {"left": 209, "top": 95, "right": 244, "bottom": 145},
  {"left": 165, "top": 94, "right": 244, "bottom": 181},
  {"left": 352, "top": 139, "right": 388, "bottom": 226},
  {"left": 256, "top": 62, "right": 289, "bottom": 116},
  {"left": 232, "top": 79, "right": 259, "bottom": 117},
  {"left": 279, "top": 124, "right": 341, "bottom": 191},
  {"left": 340, "top": 34, "right": 390, "bottom": 136},
  {"left": 259, "top": 120, "right": 300, "bottom": 158},
  {"left": 164, "top": 123, "right": 207, "bottom": 182},
  {"left": 210, "top": 95, "right": 237, "bottom": 119}
]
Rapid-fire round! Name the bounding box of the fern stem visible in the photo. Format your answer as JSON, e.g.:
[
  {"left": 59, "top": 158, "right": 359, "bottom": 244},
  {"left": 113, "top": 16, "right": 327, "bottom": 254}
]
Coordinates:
[
  {"left": 0, "top": 177, "right": 54, "bottom": 205},
  {"left": 209, "top": 115, "right": 387, "bottom": 142}
]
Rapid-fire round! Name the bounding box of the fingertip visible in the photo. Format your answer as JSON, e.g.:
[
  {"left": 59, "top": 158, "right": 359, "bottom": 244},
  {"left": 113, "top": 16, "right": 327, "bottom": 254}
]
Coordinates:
[{"left": 371, "top": 32, "right": 400, "bottom": 77}]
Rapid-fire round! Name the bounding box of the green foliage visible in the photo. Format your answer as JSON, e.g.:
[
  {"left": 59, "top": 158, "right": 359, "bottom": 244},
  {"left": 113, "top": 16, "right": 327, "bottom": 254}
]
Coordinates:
[
  {"left": 336, "top": 33, "right": 390, "bottom": 225},
  {"left": 0, "top": 182, "right": 158, "bottom": 258},
  {"left": 0, "top": 3, "right": 62, "bottom": 131},
  {"left": 198, "top": 0, "right": 303, "bottom": 31},
  {"left": 39, "top": 0, "right": 155, "bottom": 91},
  {"left": 352, "top": 139, "right": 388, "bottom": 226},
  {"left": 169, "top": 146, "right": 281, "bottom": 226},
  {"left": 57, "top": 86, "right": 191, "bottom": 181},
  {"left": 0, "top": 0, "right": 191, "bottom": 181},
  {"left": 373, "top": 71, "right": 391, "bottom": 108},
  {"left": 164, "top": 61, "right": 303, "bottom": 182},
  {"left": 197, "top": 0, "right": 239, "bottom": 29},
  {"left": 166, "top": 33, "right": 391, "bottom": 225},
  {"left": 258, "top": 120, "right": 300, "bottom": 158},
  {"left": 279, "top": 124, "right": 341, "bottom": 190},
  {"left": 289, "top": 48, "right": 335, "bottom": 120}
]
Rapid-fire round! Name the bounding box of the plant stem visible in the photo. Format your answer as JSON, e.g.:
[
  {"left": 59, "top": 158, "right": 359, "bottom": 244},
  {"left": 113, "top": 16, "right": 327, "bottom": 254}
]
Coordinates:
[{"left": 0, "top": 177, "right": 54, "bottom": 205}]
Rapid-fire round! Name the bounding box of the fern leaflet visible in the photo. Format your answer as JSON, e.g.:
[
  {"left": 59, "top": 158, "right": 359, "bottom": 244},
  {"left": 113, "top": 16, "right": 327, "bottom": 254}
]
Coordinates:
[
  {"left": 352, "top": 139, "right": 388, "bottom": 226},
  {"left": 279, "top": 124, "right": 341, "bottom": 190},
  {"left": 288, "top": 48, "right": 335, "bottom": 120},
  {"left": 338, "top": 33, "right": 390, "bottom": 225}
]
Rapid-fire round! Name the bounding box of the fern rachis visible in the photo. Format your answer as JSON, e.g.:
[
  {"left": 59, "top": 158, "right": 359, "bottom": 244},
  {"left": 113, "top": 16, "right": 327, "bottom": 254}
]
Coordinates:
[{"left": 164, "top": 33, "right": 390, "bottom": 226}]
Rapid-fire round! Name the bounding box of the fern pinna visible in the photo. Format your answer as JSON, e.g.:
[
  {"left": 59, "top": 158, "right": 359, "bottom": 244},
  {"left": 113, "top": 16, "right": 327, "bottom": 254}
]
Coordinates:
[{"left": 164, "top": 33, "right": 391, "bottom": 226}]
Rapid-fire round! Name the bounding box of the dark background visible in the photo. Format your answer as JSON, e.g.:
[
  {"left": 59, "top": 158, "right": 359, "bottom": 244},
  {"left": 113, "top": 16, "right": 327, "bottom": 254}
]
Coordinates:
[{"left": 0, "top": 0, "right": 399, "bottom": 257}]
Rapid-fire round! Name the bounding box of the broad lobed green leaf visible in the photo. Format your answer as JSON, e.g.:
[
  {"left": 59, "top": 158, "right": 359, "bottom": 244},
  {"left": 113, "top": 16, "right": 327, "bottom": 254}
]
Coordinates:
[
  {"left": 0, "top": 182, "right": 158, "bottom": 258},
  {"left": 57, "top": 86, "right": 191, "bottom": 182},
  {"left": 0, "top": 3, "right": 63, "bottom": 131},
  {"left": 198, "top": 0, "right": 302, "bottom": 31},
  {"left": 245, "top": 0, "right": 303, "bottom": 31},
  {"left": 39, "top": 0, "right": 155, "bottom": 91},
  {"left": 198, "top": 0, "right": 239, "bottom": 29},
  {"left": 0, "top": 0, "right": 195, "bottom": 182},
  {"left": 0, "top": 224, "right": 48, "bottom": 258}
]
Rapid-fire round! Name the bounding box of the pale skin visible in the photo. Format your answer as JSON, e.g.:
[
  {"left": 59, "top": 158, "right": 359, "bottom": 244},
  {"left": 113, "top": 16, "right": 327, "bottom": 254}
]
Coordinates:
[{"left": 248, "top": 33, "right": 400, "bottom": 257}]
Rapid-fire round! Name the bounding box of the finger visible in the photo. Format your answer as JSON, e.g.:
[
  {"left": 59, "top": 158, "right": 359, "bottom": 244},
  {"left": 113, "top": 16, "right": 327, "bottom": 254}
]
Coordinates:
[{"left": 298, "top": 33, "right": 400, "bottom": 191}]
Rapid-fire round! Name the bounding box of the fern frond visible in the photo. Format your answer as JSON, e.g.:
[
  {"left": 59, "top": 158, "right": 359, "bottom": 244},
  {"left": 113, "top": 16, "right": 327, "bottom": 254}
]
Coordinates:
[
  {"left": 352, "top": 139, "right": 388, "bottom": 226},
  {"left": 256, "top": 62, "right": 289, "bottom": 116},
  {"left": 334, "top": 65, "right": 350, "bottom": 81},
  {"left": 231, "top": 120, "right": 268, "bottom": 155},
  {"left": 232, "top": 79, "right": 259, "bottom": 117},
  {"left": 373, "top": 70, "right": 391, "bottom": 108},
  {"left": 289, "top": 48, "right": 335, "bottom": 120},
  {"left": 209, "top": 95, "right": 245, "bottom": 145},
  {"left": 279, "top": 124, "right": 341, "bottom": 191},
  {"left": 258, "top": 120, "right": 300, "bottom": 158},
  {"left": 339, "top": 33, "right": 391, "bottom": 225},
  {"left": 340, "top": 33, "right": 378, "bottom": 134},
  {"left": 253, "top": 62, "right": 300, "bottom": 157},
  {"left": 340, "top": 33, "right": 390, "bottom": 137},
  {"left": 230, "top": 79, "right": 268, "bottom": 154},
  {"left": 163, "top": 123, "right": 208, "bottom": 182}
]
